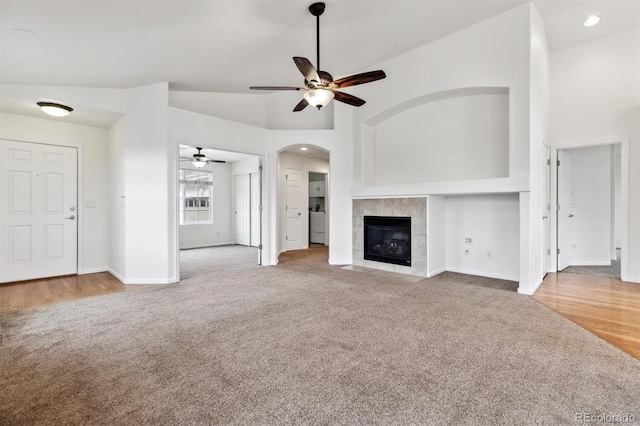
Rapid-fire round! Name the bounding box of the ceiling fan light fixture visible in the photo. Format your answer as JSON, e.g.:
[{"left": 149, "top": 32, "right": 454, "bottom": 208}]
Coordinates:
[
  {"left": 192, "top": 160, "right": 207, "bottom": 168},
  {"left": 37, "top": 101, "right": 73, "bottom": 117},
  {"left": 304, "top": 88, "right": 334, "bottom": 109}
]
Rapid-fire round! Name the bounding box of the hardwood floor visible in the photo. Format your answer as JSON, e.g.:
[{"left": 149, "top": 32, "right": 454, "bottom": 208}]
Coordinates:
[
  {"left": 533, "top": 272, "right": 640, "bottom": 360},
  {"left": 0, "top": 272, "right": 150, "bottom": 314}
]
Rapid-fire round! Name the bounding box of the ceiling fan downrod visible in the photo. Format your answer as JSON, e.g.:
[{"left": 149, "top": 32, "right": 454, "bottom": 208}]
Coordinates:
[{"left": 309, "top": 2, "right": 325, "bottom": 74}]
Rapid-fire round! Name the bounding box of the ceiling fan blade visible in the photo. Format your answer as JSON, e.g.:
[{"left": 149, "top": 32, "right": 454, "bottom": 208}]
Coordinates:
[
  {"left": 207, "top": 160, "right": 226, "bottom": 164},
  {"left": 333, "top": 91, "right": 366, "bottom": 107},
  {"left": 331, "top": 70, "right": 386, "bottom": 88},
  {"left": 250, "top": 86, "right": 304, "bottom": 91},
  {"left": 293, "top": 57, "right": 320, "bottom": 84},
  {"left": 293, "top": 98, "right": 309, "bottom": 112}
]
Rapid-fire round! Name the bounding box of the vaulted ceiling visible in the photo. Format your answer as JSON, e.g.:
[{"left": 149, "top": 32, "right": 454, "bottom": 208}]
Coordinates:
[{"left": 1, "top": 0, "right": 637, "bottom": 94}]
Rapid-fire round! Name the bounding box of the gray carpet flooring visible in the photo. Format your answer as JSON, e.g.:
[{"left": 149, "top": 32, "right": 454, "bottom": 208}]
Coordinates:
[
  {"left": 563, "top": 255, "right": 621, "bottom": 279},
  {"left": 1, "top": 245, "right": 639, "bottom": 425}
]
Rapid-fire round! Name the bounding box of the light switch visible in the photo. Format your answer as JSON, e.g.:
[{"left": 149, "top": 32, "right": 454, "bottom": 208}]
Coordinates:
[{"left": 85, "top": 200, "right": 96, "bottom": 208}]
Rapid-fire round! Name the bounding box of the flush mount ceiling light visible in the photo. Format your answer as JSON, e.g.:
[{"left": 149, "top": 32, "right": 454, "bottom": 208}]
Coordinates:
[
  {"left": 37, "top": 102, "right": 73, "bottom": 117},
  {"left": 583, "top": 15, "right": 601, "bottom": 27},
  {"left": 300, "top": 147, "right": 308, "bottom": 151},
  {"left": 250, "top": 2, "right": 386, "bottom": 111}
]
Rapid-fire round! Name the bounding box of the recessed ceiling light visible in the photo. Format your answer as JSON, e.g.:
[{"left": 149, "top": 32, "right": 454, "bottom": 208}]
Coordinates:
[
  {"left": 300, "top": 147, "right": 308, "bottom": 151},
  {"left": 583, "top": 15, "right": 601, "bottom": 27},
  {"left": 37, "top": 102, "right": 73, "bottom": 117}
]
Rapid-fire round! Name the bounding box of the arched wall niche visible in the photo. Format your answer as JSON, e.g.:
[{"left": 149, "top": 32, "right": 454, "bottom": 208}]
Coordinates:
[{"left": 360, "top": 87, "right": 510, "bottom": 186}]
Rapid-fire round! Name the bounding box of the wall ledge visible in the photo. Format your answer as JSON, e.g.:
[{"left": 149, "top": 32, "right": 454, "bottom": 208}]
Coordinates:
[{"left": 352, "top": 176, "right": 529, "bottom": 198}]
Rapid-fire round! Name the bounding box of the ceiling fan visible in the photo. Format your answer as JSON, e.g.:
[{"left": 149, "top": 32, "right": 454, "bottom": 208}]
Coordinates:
[
  {"left": 180, "top": 147, "right": 226, "bottom": 169},
  {"left": 250, "top": 2, "right": 386, "bottom": 111}
]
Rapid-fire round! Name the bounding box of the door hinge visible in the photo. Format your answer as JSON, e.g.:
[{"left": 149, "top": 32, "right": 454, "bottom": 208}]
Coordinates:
[
  {"left": 547, "top": 159, "right": 550, "bottom": 165},
  {"left": 286, "top": 175, "right": 288, "bottom": 180},
  {"left": 556, "top": 204, "right": 560, "bottom": 211},
  {"left": 557, "top": 248, "right": 560, "bottom": 254},
  {"left": 557, "top": 160, "right": 560, "bottom": 166},
  {"left": 259, "top": 205, "right": 263, "bottom": 211},
  {"left": 258, "top": 244, "right": 263, "bottom": 249},
  {"left": 259, "top": 165, "right": 263, "bottom": 172},
  {"left": 547, "top": 249, "right": 550, "bottom": 255},
  {"left": 286, "top": 236, "right": 288, "bottom": 240}
]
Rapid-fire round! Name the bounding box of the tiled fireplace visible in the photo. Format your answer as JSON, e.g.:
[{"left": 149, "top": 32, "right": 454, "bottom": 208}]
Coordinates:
[{"left": 353, "top": 198, "right": 427, "bottom": 277}]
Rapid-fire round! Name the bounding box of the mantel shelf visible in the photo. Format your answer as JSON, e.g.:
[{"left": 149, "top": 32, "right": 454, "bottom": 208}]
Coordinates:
[{"left": 351, "top": 176, "right": 529, "bottom": 199}]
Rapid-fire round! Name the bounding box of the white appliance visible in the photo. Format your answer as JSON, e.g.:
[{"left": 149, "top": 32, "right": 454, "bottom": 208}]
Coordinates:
[{"left": 309, "top": 212, "right": 326, "bottom": 244}]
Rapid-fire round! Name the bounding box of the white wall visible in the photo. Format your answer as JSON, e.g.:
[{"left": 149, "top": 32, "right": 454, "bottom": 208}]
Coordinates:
[
  {"left": 170, "top": 91, "right": 268, "bottom": 129},
  {"left": 566, "top": 145, "right": 611, "bottom": 265},
  {"left": 354, "top": 4, "right": 532, "bottom": 187},
  {"left": 169, "top": 90, "right": 334, "bottom": 131},
  {"left": 426, "top": 195, "right": 446, "bottom": 277},
  {"left": 549, "top": 28, "right": 639, "bottom": 281},
  {"left": 373, "top": 93, "right": 509, "bottom": 185},
  {"left": 179, "top": 162, "right": 233, "bottom": 249},
  {"left": 108, "top": 117, "right": 126, "bottom": 276},
  {"left": 445, "top": 194, "right": 520, "bottom": 281},
  {"left": 0, "top": 112, "right": 110, "bottom": 274}
]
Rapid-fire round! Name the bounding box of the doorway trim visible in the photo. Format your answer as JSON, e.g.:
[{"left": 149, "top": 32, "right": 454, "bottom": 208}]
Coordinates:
[{"left": 549, "top": 139, "right": 629, "bottom": 281}]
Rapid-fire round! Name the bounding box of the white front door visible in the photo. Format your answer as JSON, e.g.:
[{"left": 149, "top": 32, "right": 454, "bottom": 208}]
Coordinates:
[
  {"left": 0, "top": 140, "right": 78, "bottom": 283},
  {"left": 234, "top": 174, "right": 250, "bottom": 246},
  {"left": 286, "top": 168, "right": 305, "bottom": 251},
  {"left": 557, "top": 150, "right": 573, "bottom": 271},
  {"left": 250, "top": 172, "right": 260, "bottom": 247}
]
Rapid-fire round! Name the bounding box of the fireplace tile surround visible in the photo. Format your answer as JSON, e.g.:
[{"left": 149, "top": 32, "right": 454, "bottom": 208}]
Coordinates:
[{"left": 353, "top": 198, "right": 427, "bottom": 277}]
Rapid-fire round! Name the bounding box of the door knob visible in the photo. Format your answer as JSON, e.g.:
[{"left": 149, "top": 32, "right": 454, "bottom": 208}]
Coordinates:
[
  {"left": 542, "top": 215, "right": 548, "bottom": 219},
  {"left": 298, "top": 212, "right": 301, "bottom": 216},
  {"left": 64, "top": 215, "right": 76, "bottom": 220},
  {"left": 568, "top": 214, "right": 574, "bottom": 218}
]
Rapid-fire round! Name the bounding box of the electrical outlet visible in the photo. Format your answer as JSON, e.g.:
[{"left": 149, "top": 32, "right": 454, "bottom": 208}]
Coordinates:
[
  {"left": 464, "top": 248, "right": 471, "bottom": 255},
  {"left": 572, "top": 243, "right": 577, "bottom": 249},
  {"left": 487, "top": 250, "right": 492, "bottom": 258},
  {"left": 464, "top": 237, "right": 473, "bottom": 244}
]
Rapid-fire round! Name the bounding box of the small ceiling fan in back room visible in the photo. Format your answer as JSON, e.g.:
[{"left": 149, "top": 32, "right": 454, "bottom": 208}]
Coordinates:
[
  {"left": 250, "top": 2, "right": 386, "bottom": 111},
  {"left": 180, "top": 147, "right": 226, "bottom": 169}
]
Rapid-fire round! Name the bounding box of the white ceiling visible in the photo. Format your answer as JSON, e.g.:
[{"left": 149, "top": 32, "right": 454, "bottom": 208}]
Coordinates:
[{"left": 1, "top": 0, "right": 637, "bottom": 96}]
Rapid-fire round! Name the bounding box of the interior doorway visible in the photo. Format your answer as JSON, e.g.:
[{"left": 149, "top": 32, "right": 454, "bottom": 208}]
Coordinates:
[
  {"left": 308, "top": 172, "right": 328, "bottom": 246},
  {"left": 556, "top": 143, "right": 622, "bottom": 279},
  {"left": 278, "top": 145, "right": 330, "bottom": 261},
  {"left": 178, "top": 144, "right": 263, "bottom": 278}
]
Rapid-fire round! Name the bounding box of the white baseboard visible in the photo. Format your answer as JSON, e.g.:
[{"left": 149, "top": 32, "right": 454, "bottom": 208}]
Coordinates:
[
  {"left": 107, "top": 269, "right": 126, "bottom": 284},
  {"left": 622, "top": 276, "right": 640, "bottom": 284},
  {"left": 180, "top": 242, "right": 234, "bottom": 250},
  {"left": 329, "top": 257, "right": 351, "bottom": 266},
  {"left": 107, "top": 269, "right": 177, "bottom": 285},
  {"left": 517, "top": 277, "right": 544, "bottom": 295},
  {"left": 124, "top": 278, "right": 177, "bottom": 285},
  {"left": 78, "top": 267, "right": 109, "bottom": 275},
  {"left": 445, "top": 266, "right": 519, "bottom": 283},
  {"left": 570, "top": 261, "right": 611, "bottom": 266},
  {"left": 427, "top": 268, "right": 446, "bottom": 278}
]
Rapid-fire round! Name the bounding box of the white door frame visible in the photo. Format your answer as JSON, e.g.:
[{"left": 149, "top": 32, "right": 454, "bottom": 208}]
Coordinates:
[
  {"left": 1, "top": 138, "right": 86, "bottom": 276},
  {"left": 549, "top": 139, "right": 629, "bottom": 281}
]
